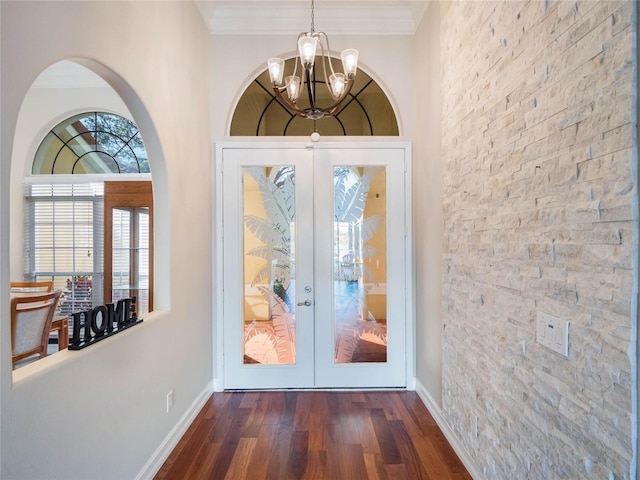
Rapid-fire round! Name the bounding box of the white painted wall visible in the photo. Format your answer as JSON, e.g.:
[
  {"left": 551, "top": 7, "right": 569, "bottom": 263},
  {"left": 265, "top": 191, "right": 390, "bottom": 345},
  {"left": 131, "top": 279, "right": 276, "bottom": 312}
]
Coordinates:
[
  {"left": 1, "top": 2, "right": 213, "bottom": 479},
  {"left": 413, "top": 2, "right": 443, "bottom": 406}
]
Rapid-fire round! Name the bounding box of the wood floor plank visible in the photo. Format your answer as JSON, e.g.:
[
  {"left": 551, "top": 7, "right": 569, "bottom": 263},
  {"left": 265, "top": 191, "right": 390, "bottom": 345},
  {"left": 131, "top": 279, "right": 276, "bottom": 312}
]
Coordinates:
[
  {"left": 370, "top": 407, "right": 403, "bottom": 465},
  {"left": 224, "top": 437, "right": 257, "bottom": 480},
  {"left": 154, "top": 391, "right": 471, "bottom": 480},
  {"left": 265, "top": 422, "right": 294, "bottom": 480},
  {"left": 207, "top": 408, "right": 253, "bottom": 479},
  {"left": 307, "top": 415, "right": 324, "bottom": 452},
  {"left": 294, "top": 391, "right": 313, "bottom": 431},
  {"left": 337, "top": 443, "right": 369, "bottom": 480},
  {"left": 338, "top": 393, "right": 362, "bottom": 445},
  {"left": 156, "top": 412, "right": 216, "bottom": 478},
  {"left": 406, "top": 428, "right": 455, "bottom": 478},
  {"left": 287, "top": 430, "right": 309, "bottom": 479},
  {"left": 155, "top": 392, "right": 234, "bottom": 478},
  {"left": 244, "top": 423, "right": 279, "bottom": 480},
  {"left": 239, "top": 391, "right": 261, "bottom": 408},
  {"left": 309, "top": 392, "right": 328, "bottom": 427},
  {"left": 399, "top": 391, "right": 439, "bottom": 431},
  {"left": 431, "top": 430, "right": 470, "bottom": 474},
  {"left": 384, "top": 463, "right": 411, "bottom": 478},
  {"left": 389, "top": 419, "right": 433, "bottom": 480},
  {"left": 181, "top": 442, "right": 220, "bottom": 480},
  {"left": 303, "top": 450, "right": 328, "bottom": 480},
  {"left": 387, "top": 391, "right": 428, "bottom": 435},
  {"left": 241, "top": 394, "right": 269, "bottom": 438},
  {"left": 208, "top": 394, "right": 245, "bottom": 442},
  {"left": 362, "top": 452, "right": 389, "bottom": 480},
  {"left": 357, "top": 410, "right": 382, "bottom": 454},
  {"left": 281, "top": 391, "right": 297, "bottom": 426},
  {"left": 351, "top": 391, "right": 366, "bottom": 403},
  {"left": 261, "top": 391, "right": 286, "bottom": 425},
  {"left": 322, "top": 422, "right": 345, "bottom": 479}
]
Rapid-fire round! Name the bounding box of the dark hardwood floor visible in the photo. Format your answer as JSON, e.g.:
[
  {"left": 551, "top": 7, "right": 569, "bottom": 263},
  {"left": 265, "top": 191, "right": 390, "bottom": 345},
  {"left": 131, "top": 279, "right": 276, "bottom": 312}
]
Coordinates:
[{"left": 155, "top": 391, "right": 472, "bottom": 480}]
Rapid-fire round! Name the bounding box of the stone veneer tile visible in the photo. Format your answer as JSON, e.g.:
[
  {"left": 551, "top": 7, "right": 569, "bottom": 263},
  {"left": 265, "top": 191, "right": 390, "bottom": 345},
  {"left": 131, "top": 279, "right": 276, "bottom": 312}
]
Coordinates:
[{"left": 440, "top": 1, "right": 636, "bottom": 479}]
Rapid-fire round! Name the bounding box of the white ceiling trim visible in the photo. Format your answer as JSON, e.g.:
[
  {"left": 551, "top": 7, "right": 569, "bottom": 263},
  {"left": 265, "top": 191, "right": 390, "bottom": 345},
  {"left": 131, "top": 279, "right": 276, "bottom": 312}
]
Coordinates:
[{"left": 195, "top": 1, "right": 429, "bottom": 35}]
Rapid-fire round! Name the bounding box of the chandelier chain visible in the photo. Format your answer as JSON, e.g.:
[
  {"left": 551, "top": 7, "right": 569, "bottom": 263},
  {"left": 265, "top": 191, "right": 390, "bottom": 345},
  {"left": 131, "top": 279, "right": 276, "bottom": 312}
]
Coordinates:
[{"left": 310, "top": 0, "right": 315, "bottom": 33}]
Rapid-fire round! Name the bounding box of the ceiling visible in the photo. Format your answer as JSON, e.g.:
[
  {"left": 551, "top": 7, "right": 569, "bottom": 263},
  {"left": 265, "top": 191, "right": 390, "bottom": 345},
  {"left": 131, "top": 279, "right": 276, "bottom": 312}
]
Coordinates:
[{"left": 194, "top": 0, "right": 430, "bottom": 35}]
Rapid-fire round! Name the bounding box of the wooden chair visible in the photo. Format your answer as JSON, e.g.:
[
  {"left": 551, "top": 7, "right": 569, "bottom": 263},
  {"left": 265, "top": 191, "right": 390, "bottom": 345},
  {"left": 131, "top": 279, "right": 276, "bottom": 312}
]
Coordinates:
[
  {"left": 10, "top": 281, "right": 53, "bottom": 293},
  {"left": 10, "top": 281, "right": 67, "bottom": 351},
  {"left": 11, "top": 290, "right": 61, "bottom": 367}
]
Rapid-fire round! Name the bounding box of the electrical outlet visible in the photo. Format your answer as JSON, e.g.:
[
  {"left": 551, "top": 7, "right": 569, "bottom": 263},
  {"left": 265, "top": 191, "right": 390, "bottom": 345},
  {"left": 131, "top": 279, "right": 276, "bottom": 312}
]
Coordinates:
[
  {"left": 536, "top": 311, "right": 569, "bottom": 357},
  {"left": 166, "top": 389, "right": 174, "bottom": 413}
]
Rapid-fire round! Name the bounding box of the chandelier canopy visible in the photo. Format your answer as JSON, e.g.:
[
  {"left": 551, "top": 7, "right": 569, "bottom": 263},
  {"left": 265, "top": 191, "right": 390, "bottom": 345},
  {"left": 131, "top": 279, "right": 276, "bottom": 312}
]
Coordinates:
[{"left": 267, "top": 0, "right": 359, "bottom": 120}]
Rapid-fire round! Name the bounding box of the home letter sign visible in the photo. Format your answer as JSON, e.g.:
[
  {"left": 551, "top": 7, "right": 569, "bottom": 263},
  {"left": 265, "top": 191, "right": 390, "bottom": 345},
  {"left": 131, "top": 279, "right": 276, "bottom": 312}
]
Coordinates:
[{"left": 69, "top": 297, "right": 143, "bottom": 350}]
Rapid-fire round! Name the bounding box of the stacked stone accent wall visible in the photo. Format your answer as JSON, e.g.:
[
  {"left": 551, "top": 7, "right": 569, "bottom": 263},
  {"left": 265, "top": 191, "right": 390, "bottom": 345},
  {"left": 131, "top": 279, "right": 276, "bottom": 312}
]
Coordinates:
[{"left": 440, "top": 1, "right": 637, "bottom": 478}]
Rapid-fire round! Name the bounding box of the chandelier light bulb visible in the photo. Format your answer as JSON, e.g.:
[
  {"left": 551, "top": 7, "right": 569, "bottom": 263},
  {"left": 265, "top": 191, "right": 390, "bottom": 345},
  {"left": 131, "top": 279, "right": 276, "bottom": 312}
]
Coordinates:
[
  {"left": 341, "top": 49, "right": 359, "bottom": 77},
  {"left": 267, "top": 57, "right": 285, "bottom": 85},
  {"left": 285, "top": 76, "right": 302, "bottom": 102},
  {"left": 298, "top": 35, "right": 318, "bottom": 67},
  {"left": 329, "top": 73, "right": 346, "bottom": 100}
]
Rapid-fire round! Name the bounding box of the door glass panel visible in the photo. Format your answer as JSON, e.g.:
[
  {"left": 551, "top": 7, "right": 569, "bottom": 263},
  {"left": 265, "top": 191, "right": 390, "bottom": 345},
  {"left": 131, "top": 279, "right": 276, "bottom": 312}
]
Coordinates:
[
  {"left": 333, "top": 166, "right": 387, "bottom": 363},
  {"left": 242, "top": 166, "right": 296, "bottom": 364},
  {"left": 137, "top": 209, "right": 150, "bottom": 314},
  {"left": 111, "top": 207, "right": 150, "bottom": 316},
  {"left": 112, "top": 208, "right": 131, "bottom": 303}
]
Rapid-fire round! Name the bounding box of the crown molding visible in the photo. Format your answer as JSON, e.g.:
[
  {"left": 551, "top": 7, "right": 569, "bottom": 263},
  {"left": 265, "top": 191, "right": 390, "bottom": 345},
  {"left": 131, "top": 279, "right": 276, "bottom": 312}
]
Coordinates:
[{"left": 194, "top": 1, "right": 429, "bottom": 35}]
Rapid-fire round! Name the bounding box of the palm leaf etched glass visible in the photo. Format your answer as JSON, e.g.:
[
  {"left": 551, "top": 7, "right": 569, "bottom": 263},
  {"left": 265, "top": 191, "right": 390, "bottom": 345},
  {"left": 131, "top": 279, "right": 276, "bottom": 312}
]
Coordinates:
[
  {"left": 334, "top": 166, "right": 387, "bottom": 363},
  {"left": 242, "top": 166, "right": 296, "bottom": 364}
]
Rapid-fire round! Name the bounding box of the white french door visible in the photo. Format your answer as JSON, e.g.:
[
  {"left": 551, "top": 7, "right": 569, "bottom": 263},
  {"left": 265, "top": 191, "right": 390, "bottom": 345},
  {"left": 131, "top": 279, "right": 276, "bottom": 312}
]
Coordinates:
[{"left": 220, "top": 143, "right": 410, "bottom": 389}]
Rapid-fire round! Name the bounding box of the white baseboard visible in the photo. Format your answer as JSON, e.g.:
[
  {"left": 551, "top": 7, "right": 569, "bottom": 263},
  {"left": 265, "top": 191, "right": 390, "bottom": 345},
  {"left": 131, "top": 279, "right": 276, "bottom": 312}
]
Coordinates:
[
  {"left": 414, "top": 378, "right": 483, "bottom": 480},
  {"left": 135, "top": 380, "right": 214, "bottom": 480},
  {"left": 213, "top": 377, "right": 223, "bottom": 392}
]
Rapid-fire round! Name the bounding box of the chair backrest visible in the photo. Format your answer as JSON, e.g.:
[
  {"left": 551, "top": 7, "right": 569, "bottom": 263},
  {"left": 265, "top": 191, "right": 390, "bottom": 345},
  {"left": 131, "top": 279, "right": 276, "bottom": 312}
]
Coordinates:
[
  {"left": 10, "top": 281, "right": 54, "bottom": 294},
  {"left": 11, "top": 290, "right": 61, "bottom": 366}
]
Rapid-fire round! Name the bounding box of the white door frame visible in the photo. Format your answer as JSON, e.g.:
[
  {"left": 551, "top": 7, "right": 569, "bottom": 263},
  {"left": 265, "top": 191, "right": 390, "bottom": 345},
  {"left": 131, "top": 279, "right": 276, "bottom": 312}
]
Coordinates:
[{"left": 213, "top": 139, "right": 414, "bottom": 391}]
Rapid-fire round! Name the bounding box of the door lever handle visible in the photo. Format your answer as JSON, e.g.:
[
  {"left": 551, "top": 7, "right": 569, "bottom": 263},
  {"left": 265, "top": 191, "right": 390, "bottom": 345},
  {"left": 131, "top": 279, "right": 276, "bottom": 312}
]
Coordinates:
[{"left": 296, "top": 299, "right": 313, "bottom": 307}]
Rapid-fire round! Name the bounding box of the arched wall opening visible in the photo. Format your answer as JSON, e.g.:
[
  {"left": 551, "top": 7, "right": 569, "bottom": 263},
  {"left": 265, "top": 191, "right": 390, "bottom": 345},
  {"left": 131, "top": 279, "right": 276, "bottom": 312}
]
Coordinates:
[{"left": 9, "top": 58, "right": 170, "bottom": 330}]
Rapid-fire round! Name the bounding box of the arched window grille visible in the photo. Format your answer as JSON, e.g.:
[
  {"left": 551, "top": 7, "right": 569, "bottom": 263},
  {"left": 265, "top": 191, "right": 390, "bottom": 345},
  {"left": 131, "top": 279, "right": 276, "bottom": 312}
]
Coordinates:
[
  {"left": 231, "top": 59, "right": 399, "bottom": 137},
  {"left": 33, "top": 112, "right": 150, "bottom": 174}
]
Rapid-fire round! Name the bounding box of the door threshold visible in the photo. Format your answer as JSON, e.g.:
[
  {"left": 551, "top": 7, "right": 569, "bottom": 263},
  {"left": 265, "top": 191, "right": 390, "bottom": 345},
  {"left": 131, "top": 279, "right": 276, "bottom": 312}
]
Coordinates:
[{"left": 223, "top": 386, "right": 408, "bottom": 392}]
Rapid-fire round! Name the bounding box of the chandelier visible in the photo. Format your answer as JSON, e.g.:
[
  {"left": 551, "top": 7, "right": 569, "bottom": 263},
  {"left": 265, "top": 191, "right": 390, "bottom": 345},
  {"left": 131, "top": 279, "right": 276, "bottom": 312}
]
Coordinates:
[{"left": 267, "top": 0, "right": 359, "bottom": 120}]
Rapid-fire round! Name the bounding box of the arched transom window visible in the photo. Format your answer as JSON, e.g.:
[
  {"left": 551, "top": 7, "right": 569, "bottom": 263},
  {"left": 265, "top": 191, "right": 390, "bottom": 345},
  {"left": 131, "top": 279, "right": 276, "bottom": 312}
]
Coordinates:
[
  {"left": 231, "top": 59, "right": 399, "bottom": 137},
  {"left": 33, "top": 112, "right": 150, "bottom": 174}
]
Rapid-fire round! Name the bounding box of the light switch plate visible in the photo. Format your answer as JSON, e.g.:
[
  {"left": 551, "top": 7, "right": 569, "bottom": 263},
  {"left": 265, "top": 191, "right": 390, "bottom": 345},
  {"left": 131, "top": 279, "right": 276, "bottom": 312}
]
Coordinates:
[{"left": 536, "top": 311, "right": 569, "bottom": 357}]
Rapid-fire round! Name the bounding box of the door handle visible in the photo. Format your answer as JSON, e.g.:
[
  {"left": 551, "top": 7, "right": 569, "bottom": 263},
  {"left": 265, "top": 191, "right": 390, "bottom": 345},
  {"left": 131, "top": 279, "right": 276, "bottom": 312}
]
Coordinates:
[{"left": 297, "top": 299, "right": 313, "bottom": 307}]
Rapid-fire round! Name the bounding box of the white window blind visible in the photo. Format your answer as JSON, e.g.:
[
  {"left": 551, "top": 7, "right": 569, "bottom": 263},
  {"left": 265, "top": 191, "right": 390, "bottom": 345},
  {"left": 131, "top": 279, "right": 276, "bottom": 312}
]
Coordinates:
[{"left": 24, "top": 183, "right": 104, "bottom": 317}]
